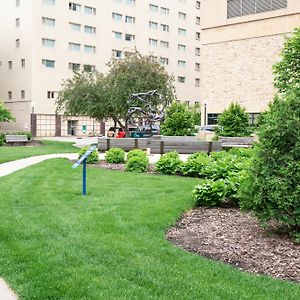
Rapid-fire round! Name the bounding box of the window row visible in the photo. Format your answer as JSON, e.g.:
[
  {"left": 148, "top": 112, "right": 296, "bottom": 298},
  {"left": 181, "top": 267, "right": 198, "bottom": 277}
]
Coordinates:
[
  {"left": 113, "top": 31, "right": 135, "bottom": 42},
  {"left": 6, "top": 59, "right": 26, "bottom": 70},
  {"left": 7, "top": 90, "right": 26, "bottom": 100}
]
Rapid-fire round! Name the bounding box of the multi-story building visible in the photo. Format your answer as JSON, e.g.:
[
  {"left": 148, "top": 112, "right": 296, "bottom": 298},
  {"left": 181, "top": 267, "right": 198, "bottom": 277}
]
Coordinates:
[
  {"left": 0, "top": 0, "right": 202, "bottom": 136},
  {"left": 201, "top": 0, "right": 300, "bottom": 125}
]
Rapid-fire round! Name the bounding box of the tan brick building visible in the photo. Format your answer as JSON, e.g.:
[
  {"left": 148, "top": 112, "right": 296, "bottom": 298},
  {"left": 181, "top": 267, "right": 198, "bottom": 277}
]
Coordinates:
[
  {"left": 0, "top": 0, "right": 202, "bottom": 136},
  {"left": 201, "top": 0, "right": 300, "bottom": 125}
]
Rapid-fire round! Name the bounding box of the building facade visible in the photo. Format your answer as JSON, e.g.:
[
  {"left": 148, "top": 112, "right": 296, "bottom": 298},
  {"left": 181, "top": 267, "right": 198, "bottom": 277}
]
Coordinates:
[
  {"left": 201, "top": 0, "right": 300, "bottom": 125},
  {"left": 0, "top": 0, "right": 202, "bottom": 136}
]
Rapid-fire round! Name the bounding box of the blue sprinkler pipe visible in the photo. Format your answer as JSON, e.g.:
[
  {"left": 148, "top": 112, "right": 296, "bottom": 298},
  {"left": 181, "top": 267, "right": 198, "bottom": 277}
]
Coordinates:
[{"left": 82, "top": 159, "right": 87, "bottom": 196}]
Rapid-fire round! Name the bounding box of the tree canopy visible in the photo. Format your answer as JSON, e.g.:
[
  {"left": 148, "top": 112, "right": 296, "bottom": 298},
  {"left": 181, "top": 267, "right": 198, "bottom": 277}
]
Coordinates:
[
  {"left": 0, "top": 101, "right": 15, "bottom": 124},
  {"left": 273, "top": 27, "right": 300, "bottom": 93},
  {"left": 57, "top": 52, "right": 175, "bottom": 133}
]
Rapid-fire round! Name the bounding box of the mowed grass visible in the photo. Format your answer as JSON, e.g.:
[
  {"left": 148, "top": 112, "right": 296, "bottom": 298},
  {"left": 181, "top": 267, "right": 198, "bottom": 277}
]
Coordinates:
[
  {"left": 0, "top": 160, "right": 299, "bottom": 300},
  {"left": 0, "top": 141, "right": 78, "bottom": 163}
]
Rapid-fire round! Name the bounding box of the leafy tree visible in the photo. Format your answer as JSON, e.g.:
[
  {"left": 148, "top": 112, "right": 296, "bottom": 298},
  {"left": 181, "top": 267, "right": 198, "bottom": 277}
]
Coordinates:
[
  {"left": 57, "top": 52, "right": 175, "bottom": 135},
  {"left": 0, "top": 100, "right": 15, "bottom": 125},
  {"left": 216, "top": 102, "right": 251, "bottom": 137},
  {"left": 240, "top": 89, "right": 300, "bottom": 239},
  {"left": 273, "top": 28, "right": 300, "bottom": 93},
  {"left": 160, "top": 102, "right": 200, "bottom": 136}
]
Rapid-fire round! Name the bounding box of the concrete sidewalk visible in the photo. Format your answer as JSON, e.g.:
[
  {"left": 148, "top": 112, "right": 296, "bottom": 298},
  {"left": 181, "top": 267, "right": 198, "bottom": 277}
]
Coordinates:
[{"left": 0, "top": 279, "right": 18, "bottom": 300}]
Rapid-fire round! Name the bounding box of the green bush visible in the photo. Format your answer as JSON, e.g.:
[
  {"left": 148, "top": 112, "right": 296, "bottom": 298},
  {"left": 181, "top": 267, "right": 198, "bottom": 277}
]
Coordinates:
[
  {"left": 215, "top": 102, "right": 251, "bottom": 137},
  {"left": 127, "top": 149, "right": 147, "bottom": 161},
  {"left": 155, "top": 151, "right": 183, "bottom": 175},
  {"left": 193, "top": 179, "right": 227, "bottom": 207},
  {"left": 0, "top": 133, "right": 5, "bottom": 146},
  {"left": 78, "top": 146, "right": 99, "bottom": 164},
  {"left": 182, "top": 152, "right": 211, "bottom": 177},
  {"left": 125, "top": 156, "right": 149, "bottom": 173},
  {"left": 240, "top": 89, "right": 300, "bottom": 238},
  {"left": 105, "top": 147, "right": 125, "bottom": 164},
  {"left": 12, "top": 131, "right": 32, "bottom": 140}
]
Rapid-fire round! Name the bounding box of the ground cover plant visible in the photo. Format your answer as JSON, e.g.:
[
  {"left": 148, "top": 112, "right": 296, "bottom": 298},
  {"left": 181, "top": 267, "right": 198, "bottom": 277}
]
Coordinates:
[
  {"left": 0, "top": 140, "right": 78, "bottom": 164},
  {"left": 0, "top": 160, "right": 300, "bottom": 299}
]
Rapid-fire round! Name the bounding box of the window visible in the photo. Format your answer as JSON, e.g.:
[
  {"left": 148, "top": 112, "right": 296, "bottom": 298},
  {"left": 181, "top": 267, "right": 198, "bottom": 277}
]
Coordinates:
[
  {"left": 207, "top": 114, "right": 220, "bottom": 125},
  {"left": 126, "top": 0, "right": 135, "bottom": 5},
  {"left": 47, "top": 91, "right": 55, "bottom": 99},
  {"left": 8, "top": 91, "right": 12, "bottom": 100},
  {"left": 21, "top": 58, "right": 25, "bottom": 68},
  {"left": 161, "top": 7, "right": 170, "bottom": 15},
  {"left": 84, "top": 45, "right": 96, "bottom": 53},
  {"left": 8, "top": 61, "right": 12, "bottom": 70},
  {"left": 178, "top": 60, "right": 186, "bottom": 67},
  {"left": 196, "top": 1, "right": 201, "bottom": 9},
  {"left": 178, "top": 44, "right": 186, "bottom": 51},
  {"left": 69, "top": 42, "right": 81, "bottom": 51},
  {"left": 149, "top": 21, "right": 158, "bottom": 29},
  {"left": 195, "top": 63, "right": 200, "bottom": 71},
  {"left": 69, "top": 63, "right": 80, "bottom": 71},
  {"left": 69, "top": 2, "right": 81, "bottom": 12},
  {"left": 84, "top": 26, "right": 96, "bottom": 34},
  {"left": 227, "top": 0, "right": 287, "bottom": 18},
  {"left": 112, "top": 49, "right": 122, "bottom": 58},
  {"left": 178, "top": 28, "right": 186, "bottom": 36},
  {"left": 195, "top": 47, "right": 201, "bottom": 56},
  {"left": 42, "top": 59, "right": 55, "bottom": 68},
  {"left": 70, "top": 22, "right": 81, "bottom": 31},
  {"left": 149, "top": 38, "right": 158, "bottom": 46},
  {"left": 43, "top": 0, "right": 55, "bottom": 5},
  {"left": 195, "top": 78, "right": 200, "bottom": 86},
  {"left": 196, "top": 16, "right": 201, "bottom": 24},
  {"left": 113, "top": 31, "right": 122, "bottom": 39},
  {"left": 125, "top": 34, "right": 135, "bottom": 41},
  {"left": 16, "top": 18, "right": 20, "bottom": 27},
  {"left": 249, "top": 113, "right": 260, "bottom": 125},
  {"left": 125, "top": 16, "right": 135, "bottom": 23},
  {"left": 178, "top": 76, "right": 185, "bottom": 83},
  {"left": 149, "top": 4, "right": 158, "bottom": 12},
  {"left": 112, "top": 13, "right": 122, "bottom": 21},
  {"left": 21, "top": 90, "right": 25, "bottom": 99},
  {"left": 195, "top": 32, "right": 201, "bottom": 40},
  {"left": 85, "top": 6, "right": 96, "bottom": 15},
  {"left": 16, "top": 39, "right": 20, "bottom": 48},
  {"left": 185, "top": 101, "right": 190, "bottom": 106},
  {"left": 42, "top": 17, "right": 55, "bottom": 27},
  {"left": 160, "top": 40, "right": 169, "bottom": 48},
  {"left": 160, "top": 57, "right": 169, "bottom": 65},
  {"left": 42, "top": 38, "right": 55, "bottom": 47},
  {"left": 161, "top": 24, "right": 169, "bottom": 32},
  {"left": 178, "top": 12, "right": 186, "bottom": 19}
]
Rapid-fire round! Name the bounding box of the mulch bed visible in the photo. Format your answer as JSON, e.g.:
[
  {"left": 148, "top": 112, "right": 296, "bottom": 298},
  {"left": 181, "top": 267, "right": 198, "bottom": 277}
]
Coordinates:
[{"left": 167, "top": 207, "right": 300, "bottom": 283}]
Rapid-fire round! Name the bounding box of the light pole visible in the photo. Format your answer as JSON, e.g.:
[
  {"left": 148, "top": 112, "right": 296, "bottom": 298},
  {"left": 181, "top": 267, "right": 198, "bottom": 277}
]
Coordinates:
[
  {"left": 204, "top": 100, "right": 207, "bottom": 126},
  {"left": 31, "top": 102, "right": 35, "bottom": 114}
]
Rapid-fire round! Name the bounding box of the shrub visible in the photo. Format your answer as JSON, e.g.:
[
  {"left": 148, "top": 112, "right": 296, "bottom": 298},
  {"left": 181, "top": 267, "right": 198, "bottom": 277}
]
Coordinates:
[
  {"left": 105, "top": 147, "right": 125, "bottom": 164},
  {"left": 78, "top": 146, "right": 99, "bottom": 164},
  {"left": 13, "top": 131, "right": 32, "bottom": 140},
  {"left": 193, "top": 179, "right": 227, "bottom": 207},
  {"left": 240, "top": 89, "right": 300, "bottom": 237},
  {"left": 215, "top": 102, "right": 252, "bottom": 137},
  {"left": 125, "top": 156, "right": 149, "bottom": 173},
  {"left": 0, "top": 133, "right": 5, "bottom": 146},
  {"left": 155, "top": 151, "right": 183, "bottom": 175},
  {"left": 127, "top": 149, "right": 147, "bottom": 161},
  {"left": 182, "top": 152, "right": 211, "bottom": 177}
]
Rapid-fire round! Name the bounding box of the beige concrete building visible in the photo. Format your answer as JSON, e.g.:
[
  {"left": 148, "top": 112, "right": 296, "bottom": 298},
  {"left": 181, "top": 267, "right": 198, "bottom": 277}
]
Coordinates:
[
  {"left": 201, "top": 0, "right": 300, "bottom": 125},
  {"left": 0, "top": 0, "right": 202, "bottom": 136}
]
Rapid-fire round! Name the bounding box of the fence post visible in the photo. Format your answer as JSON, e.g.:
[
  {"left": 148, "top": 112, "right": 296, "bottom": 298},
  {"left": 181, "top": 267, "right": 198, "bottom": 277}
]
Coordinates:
[
  {"left": 160, "top": 141, "right": 165, "bottom": 155},
  {"left": 134, "top": 138, "right": 138, "bottom": 149},
  {"left": 107, "top": 138, "right": 110, "bottom": 151},
  {"left": 208, "top": 141, "right": 213, "bottom": 154}
]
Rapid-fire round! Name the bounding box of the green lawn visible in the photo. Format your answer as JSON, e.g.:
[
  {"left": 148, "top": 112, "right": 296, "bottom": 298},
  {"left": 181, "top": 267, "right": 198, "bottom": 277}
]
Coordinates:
[
  {"left": 0, "top": 160, "right": 299, "bottom": 299},
  {"left": 0, "top": 141, "right": 78, "bottom": 163}
]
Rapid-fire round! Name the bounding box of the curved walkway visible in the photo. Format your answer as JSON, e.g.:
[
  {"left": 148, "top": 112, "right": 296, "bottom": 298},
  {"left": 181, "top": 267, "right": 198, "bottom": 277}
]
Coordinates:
[{"left": 0, "top": 153, "right": 78, "bottom": 178}]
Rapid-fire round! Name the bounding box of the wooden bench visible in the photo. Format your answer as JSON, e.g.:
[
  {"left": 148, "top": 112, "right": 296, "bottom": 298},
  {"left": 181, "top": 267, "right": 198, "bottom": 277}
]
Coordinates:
[
  {"left": 219, "top": 137, "right": 254, "bottom": 148},
  {"left": 5, "top": 135, "right": 29, "bottom": 146}
]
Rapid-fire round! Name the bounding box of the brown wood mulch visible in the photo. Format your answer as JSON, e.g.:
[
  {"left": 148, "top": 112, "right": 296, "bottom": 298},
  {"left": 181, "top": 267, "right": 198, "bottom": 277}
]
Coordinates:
[{"left": 166, "top": 207, "right": 300, "bottom": 283}]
